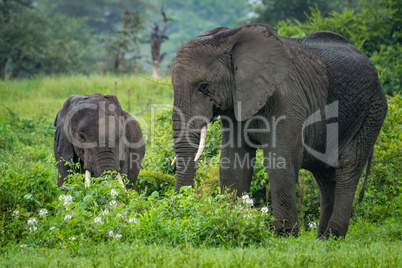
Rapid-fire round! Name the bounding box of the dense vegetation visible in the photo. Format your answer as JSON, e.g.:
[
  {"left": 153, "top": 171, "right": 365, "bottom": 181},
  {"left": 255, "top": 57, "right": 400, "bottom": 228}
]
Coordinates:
[
  {"left": 0, "top": 0, "right": 401, "bottom": 265},
  {"left": 2, "top": 0, "right": 401, "bottom": 94},
  {"left": 0, "top": 76, "right": 401, "bottom": 266}
]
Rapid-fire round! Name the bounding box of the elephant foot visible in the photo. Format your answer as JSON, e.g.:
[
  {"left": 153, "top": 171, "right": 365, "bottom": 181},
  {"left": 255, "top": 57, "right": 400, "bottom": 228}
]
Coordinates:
[
  {"left": 316, "top": 225, "right": 346, "bottom": 240},
  {"left": 273, "top": 219, "right": 300, "bottom": 238}
]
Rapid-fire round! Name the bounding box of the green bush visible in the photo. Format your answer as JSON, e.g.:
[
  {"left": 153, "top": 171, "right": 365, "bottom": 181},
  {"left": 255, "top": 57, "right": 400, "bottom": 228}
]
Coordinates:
[
  {"left": 1, "top": 169, "right": 274, "bottom": 248},
  {"left": 371, "top": 44, "right": 402, "bottom": 94}
]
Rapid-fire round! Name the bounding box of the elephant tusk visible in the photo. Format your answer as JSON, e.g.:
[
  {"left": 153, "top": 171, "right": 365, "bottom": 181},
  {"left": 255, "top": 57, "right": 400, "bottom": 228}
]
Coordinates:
[
  {"left": 194, "top": 125, "right": 207, "bottom": 162},
  {"left": 85, "top": 170, "right": 91, "bottom": 187},
  {"left": 171, "top": 157, "right": 177, "bottom": 166},
  {"left": 117, "top": 173, "right": 124, "bottom": 187}
]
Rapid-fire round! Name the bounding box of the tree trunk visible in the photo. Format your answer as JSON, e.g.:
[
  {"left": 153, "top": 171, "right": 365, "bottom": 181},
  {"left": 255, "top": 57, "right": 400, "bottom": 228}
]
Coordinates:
[
  {"left": 11, "top": 58, "right": 21, "bottom": 80},
  {"left": 150, "top": 8, "right": 169, "bottom": 78},
  {"left": 152, "top": 60, "right": 160, "bottom": 78},
  {"left": 0, "top": 63, "right": 5, "bottom": 80}
]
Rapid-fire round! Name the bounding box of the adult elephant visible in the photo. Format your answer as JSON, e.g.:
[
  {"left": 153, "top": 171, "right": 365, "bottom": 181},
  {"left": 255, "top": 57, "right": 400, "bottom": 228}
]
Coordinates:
[
  {"left": 54, "top": 93, "right": 145, "bottom": 189},
  {"left": 171, "top": 24, "right": 387, "bottom": 239}
]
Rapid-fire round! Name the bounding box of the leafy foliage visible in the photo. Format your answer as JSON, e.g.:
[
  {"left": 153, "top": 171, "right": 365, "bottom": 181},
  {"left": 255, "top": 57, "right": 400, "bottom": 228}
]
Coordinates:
[
  {"left": 37, "top": 0, "right": 147, "bottom": 35},
  {"left": 103, "top": 10, "right": 144, "bottom": 74},
  {"left": 0, "top": 1, "right": 102, "bottom": 79},
  {"left": 247, "top": 0, "right": 357, "bottom": 26}
]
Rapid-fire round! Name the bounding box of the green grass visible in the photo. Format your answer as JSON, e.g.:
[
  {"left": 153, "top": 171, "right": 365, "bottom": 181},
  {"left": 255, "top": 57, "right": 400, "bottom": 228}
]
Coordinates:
[
  {"left": 0, "top": 74, "right": 173, "bottom": 120},
  {"left": 0, "top": 75, "right": 401, "bottom": 267},
  {"left": 1, "top": 237, "right": 400, "bottom": 267}
]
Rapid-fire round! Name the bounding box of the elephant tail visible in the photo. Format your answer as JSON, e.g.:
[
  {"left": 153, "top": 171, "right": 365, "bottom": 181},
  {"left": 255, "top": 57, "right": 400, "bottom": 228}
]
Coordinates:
[{"left": 357, "top": 150, "right": 374, "bottom": 204}]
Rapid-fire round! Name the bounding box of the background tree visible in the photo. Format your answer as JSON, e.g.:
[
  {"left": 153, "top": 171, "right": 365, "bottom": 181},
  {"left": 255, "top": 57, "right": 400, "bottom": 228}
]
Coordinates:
[
  {"left": 0, "top": 0, "right": 100, "bottom": 79},
  {"left": 150, "top": 8, "right": 171, "bottom": 78},
  {"left": 104, "top": 10, "right": 144, "bottom": 74},
  {"left": 37, "top": 0, "right": 148, "bottom": 35},
  {"left": 247, "top": 0, "right": 359, "bottom": 25},
  {"left": 145, "top": 0, "right": 249, "bottom": 75},
  {"left": 1, "top": 0, "right": 399, "bottom": 85}
]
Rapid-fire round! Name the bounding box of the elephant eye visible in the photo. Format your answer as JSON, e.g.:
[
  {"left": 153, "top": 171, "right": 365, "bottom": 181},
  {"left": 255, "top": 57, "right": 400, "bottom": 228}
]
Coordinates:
[
  {"left": 198, "top": 82, "right": 209, "bottom": 95},
  {"left": 78, "top": 133, "right": 86, "bottom": 141}
]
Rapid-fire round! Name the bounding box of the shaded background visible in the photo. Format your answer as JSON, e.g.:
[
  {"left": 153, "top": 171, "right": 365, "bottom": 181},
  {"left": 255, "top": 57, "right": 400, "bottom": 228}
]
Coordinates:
[{"left": 0, "top": 0, "right": 400, "bottom": 94}]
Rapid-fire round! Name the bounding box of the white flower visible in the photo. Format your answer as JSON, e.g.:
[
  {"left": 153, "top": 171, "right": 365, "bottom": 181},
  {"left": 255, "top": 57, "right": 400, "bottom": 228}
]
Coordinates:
[
  {"left": 59, "top": 195, "right": 73, "bottom": 207},
  {"left": 101, "top": 209, "right": 109, "bottom": 215},
  {"left": 261, "top": 207, "right": 269, "bottom": 214},
  {"left": 27, "top": 218, "right": 38, "bottom": 226},
  {"left": 39, "top": 209, "right": 48, "bottom": 217},
  {"left": 308, "top": 222, "right": 317, "bottom": 229},
  {"left": 29, "top": 226, "right": 38, "bottom": 232},
  {"left": 50, "top": 227, "right": 56, "bottom": 231},
  {"left": 111, "top": 189, "right": 119, "bottom": 198},
  {"left": 109, "top": 200, "right": 118, "bottom": 206},
  {"left": 69, "top": 237, "right": 76, "bottom": 241},
  {"left": 242, "top": 195, "right": 254, "bottom": 206},
  {"left": 64, "top": 214, "right": 72, "bottom": 221},
  {"left": 12, "top": 210, "right": 20, "bottom": 217},
  {"left": 128, "top": 217, "right": 138, "bottom": 224},
  {"left": 108, "top": 230, "right": 122, "bottom": 240},
  {"left": 64, "top": 195, "right": 73, "bottom": 205},
  {"left": 20, "top": 244, "right": 27, "bottom": 248},
  {"left": 116, "top": 213, "right": 123, "bottom": 218},
  {"left": 94, "top": 217, "right": 103, "bottom": 224}
]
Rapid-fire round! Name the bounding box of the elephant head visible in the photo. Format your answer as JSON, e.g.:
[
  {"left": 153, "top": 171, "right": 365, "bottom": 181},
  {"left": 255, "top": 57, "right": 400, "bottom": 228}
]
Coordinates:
[
  {"left": 54, "top": 93, "right": 145, "bottom": 188},
  {"left": 171, "top": 24, "right": 292, "bottom": 192}
]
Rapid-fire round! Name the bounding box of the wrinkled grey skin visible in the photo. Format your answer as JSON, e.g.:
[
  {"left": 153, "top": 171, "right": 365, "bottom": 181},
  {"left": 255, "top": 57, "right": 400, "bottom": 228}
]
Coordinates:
[
  {"left": 54, "top": 93, "right": 145, "bottom": 189},
  {"left": 171, "top": 24, "right": 387, "bottom": 239}
]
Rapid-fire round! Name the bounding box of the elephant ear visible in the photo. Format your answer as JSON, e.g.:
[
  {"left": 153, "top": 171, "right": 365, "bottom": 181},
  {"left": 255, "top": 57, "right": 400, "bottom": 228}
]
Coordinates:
[
  {"left": 54, "top": 95, "right": 87, "bottom": 163},
  {"left": 224, "top": 24, "right": 292, "bottom": 121}
]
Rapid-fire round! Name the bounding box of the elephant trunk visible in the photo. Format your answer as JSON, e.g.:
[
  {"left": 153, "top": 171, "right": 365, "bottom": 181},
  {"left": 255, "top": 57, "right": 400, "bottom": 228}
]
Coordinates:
[
  {"left": 172, "top": 117, "right": 199, "bottom": 192},
  {"left": 90, "top": 150, "right": 120, "bottom": 178}
]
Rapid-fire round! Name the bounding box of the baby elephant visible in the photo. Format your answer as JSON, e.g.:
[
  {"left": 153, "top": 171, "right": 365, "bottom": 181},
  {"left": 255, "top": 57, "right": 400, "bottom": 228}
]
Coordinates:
[{"left": 54, "top": 93, "right": 145, "bottom": 189}]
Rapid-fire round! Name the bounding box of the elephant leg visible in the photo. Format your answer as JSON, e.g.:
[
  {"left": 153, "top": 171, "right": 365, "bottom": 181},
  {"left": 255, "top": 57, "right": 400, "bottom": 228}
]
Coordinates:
[
  {"left": 219, "top": 144, "right": 256, "bottom": 196},
  {"left": 261, "top": 117, "right": 304, "bottom": 237},
  {"left": 313, "top": 170, "right": 336, "bottom": 238},
  {"left": 322, "top": 96, "right": 386, "bottom": 239},
  {"left": 219, "top": 114, "right": 256, "bottom": 196},
  {"left": 322, "top": 165, "right": 363, "bottom": 239},
  {"left": 266, "top": 165, "right": 300, "bottom": 237},
  {"left": 54, "top": 143, "right": 70, "bottom": 187},
  {"left": 323, "top": 135, "right": 370, "bottom": 238}
]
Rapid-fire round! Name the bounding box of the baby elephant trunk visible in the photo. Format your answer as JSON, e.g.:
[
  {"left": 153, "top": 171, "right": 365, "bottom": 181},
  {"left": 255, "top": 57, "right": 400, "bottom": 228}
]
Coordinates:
[
  {"left": 85, "top": 151, "right": 124, "bottom": 187},
  {"left": 91, "top": 150, "right": 120, "bottom": 178}
]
